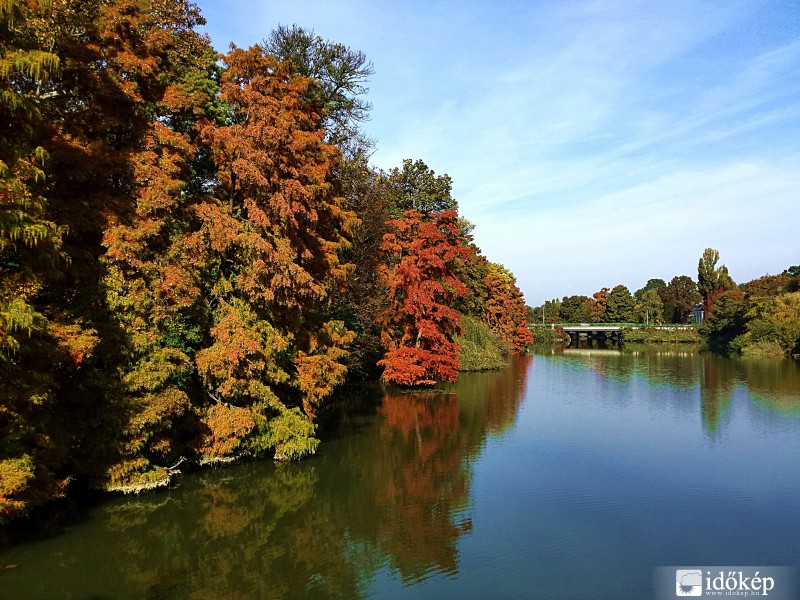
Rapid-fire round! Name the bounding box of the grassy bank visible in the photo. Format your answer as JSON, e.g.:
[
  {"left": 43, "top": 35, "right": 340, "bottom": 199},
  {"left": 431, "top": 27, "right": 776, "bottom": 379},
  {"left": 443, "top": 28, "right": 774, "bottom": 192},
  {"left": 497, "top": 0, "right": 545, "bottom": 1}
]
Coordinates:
[
  {"left": 457, "top": 316, "right": 508, "bottom": 371},
  {"left": 620, "top": 326, "right": 701, "bottom": 344}
]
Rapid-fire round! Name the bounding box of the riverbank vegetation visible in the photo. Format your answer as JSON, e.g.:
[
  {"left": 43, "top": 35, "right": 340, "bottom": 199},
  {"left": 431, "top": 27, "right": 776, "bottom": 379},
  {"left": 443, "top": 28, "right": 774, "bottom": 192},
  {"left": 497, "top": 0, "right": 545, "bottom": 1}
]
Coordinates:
[
  {"left": 620, "top": 327, "right": 701, "bottom": 344},
  {"left": 0, "top": 3, "right": 531, "bottom": 523},
  {"left": 529, "top": 325, "right": 570, "bottom": 344},
  {"left": 700, "top": 271, "right": 800, "bottom": 358},
  {"left": 529, "top": 249, "right": 799, "bottom": 357}
]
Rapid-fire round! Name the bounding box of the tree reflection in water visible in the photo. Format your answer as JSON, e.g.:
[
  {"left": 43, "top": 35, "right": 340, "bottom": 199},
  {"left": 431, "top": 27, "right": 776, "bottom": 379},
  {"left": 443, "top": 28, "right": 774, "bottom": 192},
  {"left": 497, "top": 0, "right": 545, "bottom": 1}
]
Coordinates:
[
  {"left": 0, "top": 358, "right": 534, "bottom": 599},
  {"left": 553, "top": 346, "right": 800, "bottom": 435}
]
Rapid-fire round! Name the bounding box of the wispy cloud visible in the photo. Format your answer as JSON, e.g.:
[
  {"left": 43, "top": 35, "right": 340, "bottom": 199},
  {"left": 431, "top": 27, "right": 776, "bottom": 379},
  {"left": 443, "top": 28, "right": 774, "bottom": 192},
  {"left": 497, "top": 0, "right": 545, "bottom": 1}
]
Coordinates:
[{"left": 197, "top": 0, "right": 800, "bottom": 303}]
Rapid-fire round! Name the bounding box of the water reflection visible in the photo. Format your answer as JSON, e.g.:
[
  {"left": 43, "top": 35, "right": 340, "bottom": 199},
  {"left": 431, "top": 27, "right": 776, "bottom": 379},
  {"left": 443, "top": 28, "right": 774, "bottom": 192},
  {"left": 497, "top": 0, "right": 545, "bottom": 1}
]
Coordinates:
[
  {"left": 373, "top": 393, "right": 467, "bottom": 581},
  {"left": 1, "top": 358, "right": 533, "bottom": 599},
  {"left": 549, "top": 345, "right": 800, "bottom": 435},
  {"left": 700, "top": 356, "right": 736, "bottom": 435}
]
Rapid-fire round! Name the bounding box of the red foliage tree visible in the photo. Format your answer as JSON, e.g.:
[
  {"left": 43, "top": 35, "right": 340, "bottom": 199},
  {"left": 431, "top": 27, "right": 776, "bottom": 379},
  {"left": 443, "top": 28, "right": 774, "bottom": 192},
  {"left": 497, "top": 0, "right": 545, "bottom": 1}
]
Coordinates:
[{"left": 377, "top": 210, "right": 470, "bottom": 385}]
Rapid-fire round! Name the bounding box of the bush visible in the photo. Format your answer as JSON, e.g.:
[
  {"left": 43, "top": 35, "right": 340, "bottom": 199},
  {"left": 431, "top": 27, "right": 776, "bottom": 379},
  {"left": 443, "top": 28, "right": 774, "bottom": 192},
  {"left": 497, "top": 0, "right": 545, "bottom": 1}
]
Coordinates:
[
  {"left": 530, "top": 325, "right": 569, "bottom": 344},
  {"left": 739, "top": 338, "right": 787, "bottom": 359}
]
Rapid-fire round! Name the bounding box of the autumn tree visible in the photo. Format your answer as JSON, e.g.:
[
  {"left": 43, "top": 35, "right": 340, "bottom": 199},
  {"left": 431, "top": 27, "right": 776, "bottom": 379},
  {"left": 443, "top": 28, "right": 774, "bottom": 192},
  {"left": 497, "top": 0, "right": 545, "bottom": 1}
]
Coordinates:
[
  {"left": 483, "top": 263, "right": 533, "bottom": 353},
  {"left": 0, "top": 0, "right": 216, "bottom": 507},
  {"left": 190, "top": 45, "right": 355, "bottom": 461},
  {"left": 587, "top": 287, "right": 609, "bottom": 323},
  {"left": 265, "top": 26, "right": 388, "bottom": 377},
  {"left": 33, "top": 0, "right": 219, "bottom": 494},
  {"left": 741, "top": 274, "right": 793, "bottom": 298},
  {"left": 0, "top": 1, "right": 537, "bottom": 523},
  {"left": 377, "top": 210, "right": 469, "bottom": 385}
]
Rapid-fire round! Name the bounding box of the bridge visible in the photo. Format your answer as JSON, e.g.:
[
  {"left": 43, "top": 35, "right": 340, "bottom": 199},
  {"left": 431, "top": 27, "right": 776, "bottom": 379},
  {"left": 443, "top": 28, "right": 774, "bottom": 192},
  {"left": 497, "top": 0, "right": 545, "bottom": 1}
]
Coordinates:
[{"left": 560, "top": 325, "right": 623, "bottom": 343}]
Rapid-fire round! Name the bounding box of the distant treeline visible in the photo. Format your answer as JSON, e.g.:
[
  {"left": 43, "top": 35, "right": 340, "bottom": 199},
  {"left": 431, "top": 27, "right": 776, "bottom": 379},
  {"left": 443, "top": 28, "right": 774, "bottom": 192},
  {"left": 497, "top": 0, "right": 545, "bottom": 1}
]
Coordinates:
[
  {"left": 529, "top": 249, "right": 800, "bottom": 357},
  {"left": 1, "top": 5, "right": 530, "bottom": 522}
]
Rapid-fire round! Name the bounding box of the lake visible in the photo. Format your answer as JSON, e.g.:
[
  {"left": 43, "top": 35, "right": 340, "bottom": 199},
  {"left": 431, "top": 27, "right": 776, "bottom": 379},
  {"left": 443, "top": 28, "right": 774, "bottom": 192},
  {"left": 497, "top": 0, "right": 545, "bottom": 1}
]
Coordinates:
[{"left": 2, "top": 347, "right": 800, "bottom": 599}]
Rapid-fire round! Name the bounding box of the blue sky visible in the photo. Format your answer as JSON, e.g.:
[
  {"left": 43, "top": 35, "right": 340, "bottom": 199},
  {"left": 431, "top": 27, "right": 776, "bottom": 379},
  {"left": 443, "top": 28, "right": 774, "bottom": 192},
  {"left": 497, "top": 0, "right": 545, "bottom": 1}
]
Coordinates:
[{"left": 195, "top": 0, "right": 800, "bottom": 305}]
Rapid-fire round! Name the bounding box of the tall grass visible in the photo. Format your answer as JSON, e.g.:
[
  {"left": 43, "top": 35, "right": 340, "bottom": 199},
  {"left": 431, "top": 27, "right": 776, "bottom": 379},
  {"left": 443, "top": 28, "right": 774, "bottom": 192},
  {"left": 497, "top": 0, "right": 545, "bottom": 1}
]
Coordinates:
[{"left": 456, "top": 316, "right": 507, "bottom": 371}]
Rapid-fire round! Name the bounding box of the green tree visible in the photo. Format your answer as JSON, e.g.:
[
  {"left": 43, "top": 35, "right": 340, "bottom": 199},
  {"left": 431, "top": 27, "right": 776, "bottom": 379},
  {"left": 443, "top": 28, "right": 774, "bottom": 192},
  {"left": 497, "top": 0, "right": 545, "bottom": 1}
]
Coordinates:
[
  {"left": 0, "top": 0, "right": 70, "bottom": 523},
  {"left": 264, "top": 24, "right": 374, "bottom": 159},
  {"left": 767, "top": 292, "right": 800, "bottom": 354},
  {"left": 324, "top": 161, "right": 392, "bottom": 379},
  {"left": 452, "top": 246, "right": 490, "bottom": 319},
  {"left": 559, "top": 295, "right": 590, "bottom": 323},
  {"left": 782, "top": 265, "right": 800, "bottom": 278},
  {"left": 698, "top": 289, "right": 746, "bottom": 351},
  {"left": 530, "top": 299, "right": 561, "bottom": 324},
  {"left": 635, "top": 289, "right": 664, "bottom": 324},
  {"left": 605, "top": 284, "right": 636, "bottom": 323},
  {"left": 733, "top": 291, "right": 800, "bottom": 357},
  {"left": 658, "top": 275, "right": 701, "bottom": 323},
  {"left": 386, "top": 159, "right": 458, "bottom": 218},
  {"left": 634, "top": 278, "right": 666, "bottom": 301},
  {"left": 698, "top": 248, "right": 736, "bottom": 316}
]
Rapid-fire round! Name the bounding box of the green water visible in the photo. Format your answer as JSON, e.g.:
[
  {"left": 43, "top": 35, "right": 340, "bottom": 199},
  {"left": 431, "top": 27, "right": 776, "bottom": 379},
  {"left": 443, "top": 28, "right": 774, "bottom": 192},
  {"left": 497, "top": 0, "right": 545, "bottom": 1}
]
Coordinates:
[{"left": 2, "top": 349, "right": 800, "bottom": 599}]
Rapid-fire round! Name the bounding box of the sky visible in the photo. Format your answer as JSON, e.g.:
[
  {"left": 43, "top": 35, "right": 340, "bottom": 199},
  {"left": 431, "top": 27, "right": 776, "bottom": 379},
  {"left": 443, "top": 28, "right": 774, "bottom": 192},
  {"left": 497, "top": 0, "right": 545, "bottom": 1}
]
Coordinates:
[{"left": 194, "top": 0, "right": 800, "bottom": 305}]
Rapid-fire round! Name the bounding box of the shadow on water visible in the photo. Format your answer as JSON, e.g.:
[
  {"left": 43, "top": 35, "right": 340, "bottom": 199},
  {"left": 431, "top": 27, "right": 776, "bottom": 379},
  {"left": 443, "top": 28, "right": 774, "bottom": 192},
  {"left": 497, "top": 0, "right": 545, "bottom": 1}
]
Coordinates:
[{"left": 0, "top": 358, "right": 534, "bottom": 600}]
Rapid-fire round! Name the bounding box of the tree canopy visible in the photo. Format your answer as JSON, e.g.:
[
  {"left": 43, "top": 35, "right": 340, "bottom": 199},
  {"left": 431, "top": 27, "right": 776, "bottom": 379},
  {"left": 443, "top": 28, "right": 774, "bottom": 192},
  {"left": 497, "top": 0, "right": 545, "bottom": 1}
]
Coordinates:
[{"left": 0, "top": 6, "right": 534, "bottom": 523}]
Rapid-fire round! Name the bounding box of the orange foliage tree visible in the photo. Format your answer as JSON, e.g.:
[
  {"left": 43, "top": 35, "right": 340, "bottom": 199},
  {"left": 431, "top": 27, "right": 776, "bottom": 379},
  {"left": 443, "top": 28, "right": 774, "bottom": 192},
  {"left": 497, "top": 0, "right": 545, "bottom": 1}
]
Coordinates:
[
  {"left": 483, "top": 263, "right": 533, "bottom": 354},
  {"left": 1, "top": 0, "right": 214, "bottom": 503},
  {"left": 76, "top": 0, "right": 213, "bottom": 492},
  {"left": 377, "top": 210, "right": 470, "bottom": 385},
  {"left": 189, "top": 45, "right": 355, "bottom": 461},
  {"left": 587, "top": 287, "right": 610, "bottom": 323}
]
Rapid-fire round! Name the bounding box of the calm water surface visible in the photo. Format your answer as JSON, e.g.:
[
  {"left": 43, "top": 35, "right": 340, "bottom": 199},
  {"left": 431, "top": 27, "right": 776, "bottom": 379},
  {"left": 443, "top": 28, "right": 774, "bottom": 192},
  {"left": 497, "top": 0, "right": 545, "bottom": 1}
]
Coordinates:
[{"left": 2, "top": 348, "right": 800, "bottom": 599}]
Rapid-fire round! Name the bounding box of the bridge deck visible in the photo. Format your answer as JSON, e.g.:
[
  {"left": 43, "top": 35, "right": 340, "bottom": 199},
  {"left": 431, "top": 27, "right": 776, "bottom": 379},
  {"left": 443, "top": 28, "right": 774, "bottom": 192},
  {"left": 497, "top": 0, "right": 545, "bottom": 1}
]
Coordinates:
[{"left": 560, "top": 325, "right": 622, "bottom": 333}]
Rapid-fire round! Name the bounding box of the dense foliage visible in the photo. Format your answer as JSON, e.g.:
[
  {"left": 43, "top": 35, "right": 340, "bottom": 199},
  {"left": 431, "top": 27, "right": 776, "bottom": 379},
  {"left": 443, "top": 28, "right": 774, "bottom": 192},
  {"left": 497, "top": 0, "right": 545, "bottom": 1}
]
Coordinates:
[{"left": 0, "top": 3, "right": 531, "bottom": 522}]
